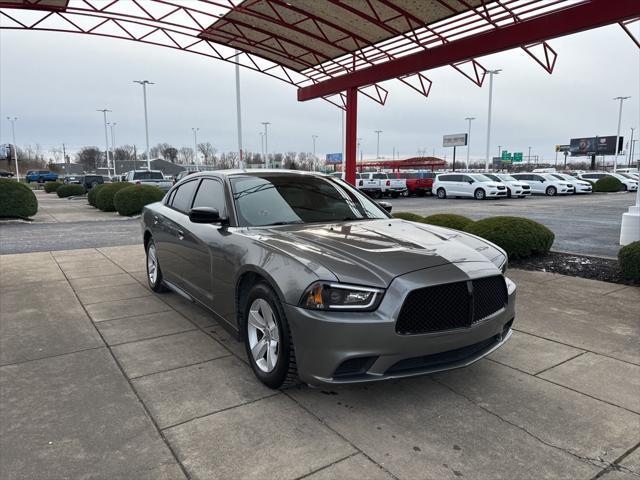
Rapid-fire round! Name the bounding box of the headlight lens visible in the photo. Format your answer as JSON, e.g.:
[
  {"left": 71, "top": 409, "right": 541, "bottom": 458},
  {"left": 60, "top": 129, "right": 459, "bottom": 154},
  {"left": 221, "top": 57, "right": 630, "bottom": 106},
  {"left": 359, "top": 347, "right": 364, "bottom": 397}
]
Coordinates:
[{"left": 300, "top": 282, "right": 384, "bottom": 311}]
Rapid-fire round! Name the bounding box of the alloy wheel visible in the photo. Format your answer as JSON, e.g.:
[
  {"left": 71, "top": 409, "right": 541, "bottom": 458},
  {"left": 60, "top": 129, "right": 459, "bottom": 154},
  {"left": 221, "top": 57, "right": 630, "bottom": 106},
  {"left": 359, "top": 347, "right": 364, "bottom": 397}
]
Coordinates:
[
  {"left": 147, "top": 243, "right": 158, "bottom": 285},
  {"left": 247, "top": 298, "right": 280, "bottom": 373}
]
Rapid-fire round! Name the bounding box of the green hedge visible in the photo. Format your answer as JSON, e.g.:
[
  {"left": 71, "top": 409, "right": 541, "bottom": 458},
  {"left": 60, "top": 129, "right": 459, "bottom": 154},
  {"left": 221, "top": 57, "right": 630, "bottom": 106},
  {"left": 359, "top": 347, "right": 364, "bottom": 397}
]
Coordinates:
[
  {"left": 56, "top": 184, "right": 86, "bottom": 198},
  {"left": 44, "top": 181, "right": 63, "bottom": 193},
  {"left": 594, "top": 176, "right": 622, "bottom": 192},
  {"left": 95, "top": 182, "right": 131, "bottom": 211},
  {"left": 0, "top": 179, "right": 38, "bottom": 218},
  {"left": 618, "top": 241, "right": 640, "bottom": 282},
  {"left": 393, "top": 212, "right": 426, "bottom": 223},
  {"left": 114, "top": 184, "right": 165, "bottom": 216},
  {"left": 88, "top": 183, "right": 106, "bottom": 207},
  {"left": 423, "top": 213, "right": 474, "bottom": 231},
  {"left": 467, "top": 216, "right": 554, "bottom": 259}
]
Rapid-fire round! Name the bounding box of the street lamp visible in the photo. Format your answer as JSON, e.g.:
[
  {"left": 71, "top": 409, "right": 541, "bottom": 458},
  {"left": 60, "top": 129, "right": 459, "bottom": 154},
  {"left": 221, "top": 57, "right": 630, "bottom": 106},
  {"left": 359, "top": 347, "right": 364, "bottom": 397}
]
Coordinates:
[
  {"left": 108, "top": 122, "right": 117, "bottom": 175},
  {"left": 629, "top": 127, "right": 636, "bottom": 167},
  {"left": 261, "top": 122, "right": 270, "bottom": 168},
  {"left": 192, "top": 128, "right": 199, "bottom": 165},
  {"left": 6, "top": 116, "right": 19, "bottom": 181},
  {"left": 465, "top": 117, "right": 475, "bottom": 171},
  {"left": 312, "top": 135, "right": 318, "bottom": 171},
  {"left": 484, "top": 69, "right": 501, "bottom": 171},
  {"left": 97, "top": 109, "right": 112, "bottom": 176},
  {"left": 134, "top": 80, "right": 154, "bottom": 170},
  {"left": 528, "top": 146, "right": 532, "bottom": 163},
  {"left": 375, "top": 130, "right": 382, "bottom": 158},
  {"left": 259, "top": 132, "right": 265, "bottom": 167},
  {"left": 613, "top": 96, "right": 631, "bottom": 171},
  {"left": 357, "top": 137, "right": 362, "bottom": 162}
]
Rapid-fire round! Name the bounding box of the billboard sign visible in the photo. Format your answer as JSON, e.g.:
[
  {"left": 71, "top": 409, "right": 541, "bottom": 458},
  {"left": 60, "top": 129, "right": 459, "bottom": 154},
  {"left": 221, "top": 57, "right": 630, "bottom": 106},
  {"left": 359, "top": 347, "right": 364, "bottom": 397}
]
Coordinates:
[
  {"left": 570, "top": 136, "right": 623, "bottom": 156},
  {"left": 442, "top": 133, "right": 467, "bottom": 148},
  {"left": 501, "top": 150, "right": 511, "bottom": 160},
  {"left": 555, "top": 144, "right": 570, "bottom": 153},
  {"left": 325, "top": 153, "right": 343, "bottom": 164},
  {"left": 513, "top": 152, "right": 523, "bottom": 162}
]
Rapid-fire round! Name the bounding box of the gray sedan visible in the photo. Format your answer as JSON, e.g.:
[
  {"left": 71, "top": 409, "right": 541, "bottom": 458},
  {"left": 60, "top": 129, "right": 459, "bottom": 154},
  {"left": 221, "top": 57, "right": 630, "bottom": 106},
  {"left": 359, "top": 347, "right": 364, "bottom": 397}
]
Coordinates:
[{"left": 141, "top": 170, "right": 516, "bottom": 389}]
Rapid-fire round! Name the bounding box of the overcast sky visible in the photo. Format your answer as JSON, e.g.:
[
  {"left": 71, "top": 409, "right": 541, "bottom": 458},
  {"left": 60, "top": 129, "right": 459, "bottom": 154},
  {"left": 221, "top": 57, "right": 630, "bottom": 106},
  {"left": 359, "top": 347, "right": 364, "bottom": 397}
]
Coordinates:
[{"left": 1, "top": 21, "right": 639, "bottom": 163}]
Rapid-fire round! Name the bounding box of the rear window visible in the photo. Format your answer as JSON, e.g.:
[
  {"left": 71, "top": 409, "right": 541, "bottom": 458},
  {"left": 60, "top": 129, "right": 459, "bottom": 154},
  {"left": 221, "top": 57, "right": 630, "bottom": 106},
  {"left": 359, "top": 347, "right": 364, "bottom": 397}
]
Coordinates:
[
  {"left": 133, "top": 171, "right": 164, "bottom": 180},
  {"left": 372, "top": 173, "right": 387, "bottom": 179}
]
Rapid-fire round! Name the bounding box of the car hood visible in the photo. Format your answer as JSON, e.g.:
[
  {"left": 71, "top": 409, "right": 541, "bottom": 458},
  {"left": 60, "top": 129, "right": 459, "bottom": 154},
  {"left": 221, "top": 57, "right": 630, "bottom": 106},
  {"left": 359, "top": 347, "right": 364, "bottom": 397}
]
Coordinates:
[{"left": 240, "top": 219, "right": 505, "bottom": 288}]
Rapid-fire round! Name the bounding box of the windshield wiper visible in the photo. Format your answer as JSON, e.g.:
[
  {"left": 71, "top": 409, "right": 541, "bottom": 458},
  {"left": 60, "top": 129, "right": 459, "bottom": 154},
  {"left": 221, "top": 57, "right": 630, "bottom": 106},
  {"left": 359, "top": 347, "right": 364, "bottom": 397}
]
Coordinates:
[{"left": 262, "top": 220, "right": 304, "bottom": 226}]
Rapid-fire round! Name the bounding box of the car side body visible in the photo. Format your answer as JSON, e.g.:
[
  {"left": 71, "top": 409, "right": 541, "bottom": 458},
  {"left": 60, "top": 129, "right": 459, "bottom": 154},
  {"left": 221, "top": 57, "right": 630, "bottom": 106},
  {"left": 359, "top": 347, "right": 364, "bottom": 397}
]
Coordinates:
[
  {"left": 433, "top": 173, "right": 508, "bottom": 200},
  {"left": 510, "top": 173, "right": 574, "bottom": 195},
  {"left": 26, "top": 170, "right": 58, "bottom": 183},
  {"left": 484, "top": 173, "right": 531, "bottom": 198}
]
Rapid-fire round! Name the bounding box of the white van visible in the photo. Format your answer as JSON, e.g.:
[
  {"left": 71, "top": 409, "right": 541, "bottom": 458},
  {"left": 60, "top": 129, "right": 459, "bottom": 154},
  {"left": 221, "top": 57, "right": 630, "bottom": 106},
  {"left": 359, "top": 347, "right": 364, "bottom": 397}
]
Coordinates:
[{"left": 433, "top": 173, "right": 507, "bottom": 200}]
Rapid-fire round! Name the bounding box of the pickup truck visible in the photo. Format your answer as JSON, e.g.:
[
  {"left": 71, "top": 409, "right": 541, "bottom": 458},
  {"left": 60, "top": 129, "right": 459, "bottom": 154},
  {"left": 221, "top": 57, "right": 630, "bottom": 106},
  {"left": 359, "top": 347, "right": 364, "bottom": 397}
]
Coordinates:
[
  {"left": 395, "top": 171, "right": 435, "bottom": 196},
  {"left": 26, "top": 170, "right": 58, "bottom": 183},
  {"left": 124, "top": 170, "right": 173, "bottom": 192},
  {"left": 360, "top": 172, "right": 407, "bottom": 198}
]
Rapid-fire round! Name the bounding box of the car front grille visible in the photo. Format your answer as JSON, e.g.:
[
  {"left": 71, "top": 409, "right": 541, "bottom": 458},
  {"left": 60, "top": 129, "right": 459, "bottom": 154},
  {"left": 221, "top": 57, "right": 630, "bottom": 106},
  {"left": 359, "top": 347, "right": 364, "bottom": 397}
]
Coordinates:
[
  {"left": 395, "top": 276, "right": 508, "bottom": 335},
  {"left": 522, "top": 185, "right": 530, "bottom": 189},
  {"left": 496, "top": 185, "right": 506, "bottom": 190}
]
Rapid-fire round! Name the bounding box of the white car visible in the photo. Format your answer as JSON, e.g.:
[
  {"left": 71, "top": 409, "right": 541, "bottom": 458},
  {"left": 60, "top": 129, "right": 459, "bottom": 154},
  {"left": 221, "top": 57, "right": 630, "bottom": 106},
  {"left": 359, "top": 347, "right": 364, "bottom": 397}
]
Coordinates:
[
  {"left": 550, "top": 173, "right": 592, "bottom": 194},
  {"left": 434, "top": 173, "right": 507, "bottom": 200},
  {"left": 577, "top": 172, "right": 639, "bottom": 191},
  {"left": 484, "top": 173, "right": 531, "bottom": 198},
  {"left": 510, "top": 173, "right": 574, "bottom": 196},
  {"left": 331, "top": 172, "right": 383, "bottom": 198},
  {"left": 360, "top": 172, "right": 407, "bottom": 198}
]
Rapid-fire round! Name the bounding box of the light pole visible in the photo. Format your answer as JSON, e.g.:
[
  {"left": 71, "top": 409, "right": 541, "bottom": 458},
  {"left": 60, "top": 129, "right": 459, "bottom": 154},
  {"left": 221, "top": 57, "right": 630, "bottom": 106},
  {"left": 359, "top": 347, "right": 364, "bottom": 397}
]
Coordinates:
[
  {"left": 465, "top": 117, "right": 475, "bottom": 171},
  {"left": 375, "top": 130, "right": 382, "bottom": 158},
  {"left": 235, "top": 50, "right": 244, "bottom": 168},
  {"left": 484, "top": 69, "right": 501, "bottom": 171},
  {"left": 6, "top": 116, "right": 19, "bottom": 181},
  {"left": 259, "top": 132, "right": 265, "bottom": 167},
  {"left": 312, "top": 134, "right": 318, "bottom": 170},
  {"left": 97, "top": 109, "right": 112, "bottom": 176},
  {"left": 261, "top": 122, "right": 270, "bottom": 168},
  {"left": 528, "top": 146, "right": 532, "bottom": 163},
  {"left": 613, "top": 96, "right": 631, "bottom": 171},
  {"left": 628, "top": 127, "right": 635, "bottom": 167},
  {"left": 357, "top": 137, "right": 362, "bottom": 162},
  {"left": 134, "top": 80, "right": 154, "bottom": 170},
  {"left": 109, "top": 122, "right": 117, "bottom": 175},
  {"left": 192, "top": 128, "right": 199, "bottom": 165}
]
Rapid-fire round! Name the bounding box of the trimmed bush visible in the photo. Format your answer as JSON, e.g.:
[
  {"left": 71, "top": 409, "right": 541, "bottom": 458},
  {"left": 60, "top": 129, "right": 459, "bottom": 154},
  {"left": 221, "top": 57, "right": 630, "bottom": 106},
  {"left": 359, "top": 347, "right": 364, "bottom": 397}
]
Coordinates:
[
  {"left": 114, "top": 184, "right": 165, "bottom": 216},
  {"left": 467, "top": 216, "right": 554, "bottom": 259},
  {"left": 95, "top": 182, "right": 131, "bottom": 212},
  {"left": 393, "top": 212, "right": 426, "bottom": 223},
  {"left": 88, "top": 183, "right": 106, "bottom": 207},
  {"left": 594, "top": 176, "right": 622, "bottom": 192},
  {"left": 56, "top": 184, "right": 86, "bottom": 198},
  {"left": 0, "top": 178, "right": 38, "bottom": 218},
  {"left": 423, "top": 213, "right": 474, "bottom": 231},
  {"left": 618, "top": 241, "right": 640, "bottom": 282},
  {"left": 44, "top": 181, "right": 63, "bottom": 193}
]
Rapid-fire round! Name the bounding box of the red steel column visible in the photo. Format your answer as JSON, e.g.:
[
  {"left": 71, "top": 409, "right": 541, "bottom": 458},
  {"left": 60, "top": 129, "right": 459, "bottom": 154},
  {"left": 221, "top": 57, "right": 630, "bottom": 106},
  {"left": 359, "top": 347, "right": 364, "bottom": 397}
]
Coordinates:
[{"left": 345, "top": 87, "right": 358, "bottom": 186}]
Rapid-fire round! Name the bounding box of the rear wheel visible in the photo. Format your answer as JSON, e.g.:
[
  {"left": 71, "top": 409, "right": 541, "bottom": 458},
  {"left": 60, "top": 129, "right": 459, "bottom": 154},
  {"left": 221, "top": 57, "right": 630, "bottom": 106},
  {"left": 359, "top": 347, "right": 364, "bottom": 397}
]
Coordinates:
[
  {"left": 244, "top": 282, "right": 298, "bottom": 389},
  {"left": 391, "top": 191, "right": 399, "bottom": 199},
  {"left": 474, "top": 188, "right": 486, "bottom": 200},
  {"left": 146, "top": 239, "right": 168, "bottom": 292},
  {"left": 417, "top": 190, "right": 426, "bottom": 197},
  {"left": 437, "top": 188, "right": 446, "bottom": 199},
  {"left": 506, "top": 188, "right": 512, "bottom": 198},
  {"left": 545, "top": 186, "right": 557, "bottom": 196}
]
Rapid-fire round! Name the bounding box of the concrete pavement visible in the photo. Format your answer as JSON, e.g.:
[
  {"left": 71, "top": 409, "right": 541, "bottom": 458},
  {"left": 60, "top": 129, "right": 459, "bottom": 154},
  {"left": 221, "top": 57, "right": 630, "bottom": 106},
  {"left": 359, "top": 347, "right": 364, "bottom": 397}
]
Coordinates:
[{"left": 0, "top": 245, "right": 638, "bottom": 479}]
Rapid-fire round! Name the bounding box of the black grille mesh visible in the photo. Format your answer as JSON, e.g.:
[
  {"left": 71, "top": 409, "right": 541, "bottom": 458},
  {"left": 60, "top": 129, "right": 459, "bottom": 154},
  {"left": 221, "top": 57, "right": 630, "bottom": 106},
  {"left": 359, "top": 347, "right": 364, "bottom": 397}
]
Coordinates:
[{"left": 396, "top": 276, "right": 507, "bottom": 335}]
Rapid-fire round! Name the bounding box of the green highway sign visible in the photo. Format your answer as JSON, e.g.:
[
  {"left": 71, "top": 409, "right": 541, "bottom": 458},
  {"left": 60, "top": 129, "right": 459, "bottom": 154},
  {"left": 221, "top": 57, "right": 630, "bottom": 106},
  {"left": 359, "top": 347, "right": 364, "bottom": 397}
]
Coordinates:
[
  {"left": 513, "top": 152, "right": 523, "bottom": 162},
  {"left": 501, "top": 150, "right": 511, "bottom": 160}
]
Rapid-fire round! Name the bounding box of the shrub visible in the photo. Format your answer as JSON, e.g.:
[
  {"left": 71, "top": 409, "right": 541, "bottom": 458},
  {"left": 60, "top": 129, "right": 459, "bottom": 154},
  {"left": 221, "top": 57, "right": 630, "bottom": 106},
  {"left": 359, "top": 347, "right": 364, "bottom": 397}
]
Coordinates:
[
  {"left": 393, "top": 212, "right": 426, "bottom": 223},
  {"left": 56, "top": 184, "right": 86, "bottom": 198},
  {"left": 88, "top": 183, "right": 106, "bottom": 207},
  {"left": 423, "top": 213, "right": 474, "bottom": 231},
  {"left": 114, "top": 184, "right": 166, "bottom": 216},
  {"left": 44, "top": 181, "right": 63, "bottom": 193},
  {"left": 467, "top": 216, "right": 554, "bottom": 259},
  {"left": 95, "top": 182, "right": 131, "bottom": 212},
  {"left": 618, "top": 241, "right": 640, "bottom": 282},
  {"left": 0, "top": 178, "right": 38, "bottom": 218},
  {"left": 594, "top": 176, "right": 622, "bottom": 192}
]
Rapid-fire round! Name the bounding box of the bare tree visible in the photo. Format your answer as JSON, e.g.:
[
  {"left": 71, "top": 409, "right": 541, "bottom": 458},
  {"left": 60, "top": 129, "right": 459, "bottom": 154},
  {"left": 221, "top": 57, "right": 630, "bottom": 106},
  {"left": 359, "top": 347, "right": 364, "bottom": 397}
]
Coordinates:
[
  {"left": 198, "top": 142, "right": 217, "bottom": 165},
  {"left": 76, "top": 146, "right": 102, "bottom": 171},
  {"left": 114, "top": 145, "right": 135, "bottom": 161},
  {"left": 178, "top": 147, "right": 195, "bottom": 164}
]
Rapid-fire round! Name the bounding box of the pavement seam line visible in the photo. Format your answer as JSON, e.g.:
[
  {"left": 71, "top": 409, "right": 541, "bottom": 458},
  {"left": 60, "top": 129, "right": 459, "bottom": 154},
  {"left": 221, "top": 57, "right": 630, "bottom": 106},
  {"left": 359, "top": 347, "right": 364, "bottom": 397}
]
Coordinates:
[
  {"left": 488, "top": 358, "right": 640, "bottom": 416},
  {"left": 294, "top": 451, "right": 362, "bottom": 480},
  {"left": 512, "top": 328, "right": 640, "bottom": 367},
  {"left": 590, "top": 442, "right": 640, "bottom": 480},
  {"left": 532, "top": 350, "right": 588, "bottom": 376},
  {"left": 127, "top": 353, "right": 232, "bottom": 380},
  {"left": 0, "top": 345, "right": 107, "bottom": 369},
  {"left": 432, "top": 377, "right": 640, "bottom": 476},
  {"left": 88, "top": 306, "right": 174, "bottom": 323},
  {"left": 79, "top": 292, "right": 155, "bottom": 306},
  {"left": 51, "top": 251, "right": 194, "bottom": 480},
  {"left": 103, "top": 326, "right": 199, "bottom": 347}
]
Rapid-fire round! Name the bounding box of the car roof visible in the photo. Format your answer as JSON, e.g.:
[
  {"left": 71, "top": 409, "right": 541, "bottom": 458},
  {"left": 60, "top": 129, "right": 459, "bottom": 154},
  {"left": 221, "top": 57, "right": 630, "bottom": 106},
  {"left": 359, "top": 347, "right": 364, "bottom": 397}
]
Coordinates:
[{"left": 186, "top": 169, "right": 332, "bottom": 179}]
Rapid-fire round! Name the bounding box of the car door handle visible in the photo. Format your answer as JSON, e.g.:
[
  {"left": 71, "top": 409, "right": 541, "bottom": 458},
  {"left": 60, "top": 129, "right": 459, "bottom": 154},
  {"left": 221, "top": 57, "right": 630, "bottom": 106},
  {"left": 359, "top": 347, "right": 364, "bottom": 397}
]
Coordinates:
[{"left": 177, "top": 230, "right": 184, "bottom": 240}]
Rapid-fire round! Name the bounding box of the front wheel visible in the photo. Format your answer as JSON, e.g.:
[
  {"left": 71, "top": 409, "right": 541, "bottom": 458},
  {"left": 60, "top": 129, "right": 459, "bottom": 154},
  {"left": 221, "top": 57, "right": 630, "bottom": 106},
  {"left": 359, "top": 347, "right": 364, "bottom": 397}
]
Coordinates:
[
  {"left": 506, "top": 188, "right": 512, "bottom": 199},
  {"left": 244, "top": 282, "right": 297, "bottom": 389},
  {"left": 546, "top": 186, "right": 557, "bottom": 196},
  {"left": 437, "top": 188, "right": 446, "bottom": 199},
  {"left": 391, "top": 192, "right": 399, "bottom": 199},
  {"left": 474, "top": 188, "right": 486, "bottom": 200},
  {"left": 146, "top": 239, "right": 168, "bottom": 292}
]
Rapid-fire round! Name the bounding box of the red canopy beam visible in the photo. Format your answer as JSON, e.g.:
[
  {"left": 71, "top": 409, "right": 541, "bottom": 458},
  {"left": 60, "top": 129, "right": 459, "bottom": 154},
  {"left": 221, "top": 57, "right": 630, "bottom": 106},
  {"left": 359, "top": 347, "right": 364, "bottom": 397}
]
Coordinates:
[{"left": 298, "top": 0, "right": 640, "bottom": 101}]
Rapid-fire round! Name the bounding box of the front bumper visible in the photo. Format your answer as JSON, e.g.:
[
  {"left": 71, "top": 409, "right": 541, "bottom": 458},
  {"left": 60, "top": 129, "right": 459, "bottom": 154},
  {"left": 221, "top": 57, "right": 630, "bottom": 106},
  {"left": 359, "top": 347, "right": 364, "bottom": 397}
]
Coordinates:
[{"left": 286, "top": 263, "right": 516, "bottom": 386}]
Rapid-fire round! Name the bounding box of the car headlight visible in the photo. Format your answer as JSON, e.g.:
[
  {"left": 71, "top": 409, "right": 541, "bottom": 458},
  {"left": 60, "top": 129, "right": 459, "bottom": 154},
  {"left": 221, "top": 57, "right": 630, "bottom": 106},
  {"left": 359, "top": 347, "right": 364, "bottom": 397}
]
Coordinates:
[
  {"left": 299, "top": 282, "right": 384, "bottom": 311},
  {"left": 491, "top": 254, "right": 508, "bottom": 274}
]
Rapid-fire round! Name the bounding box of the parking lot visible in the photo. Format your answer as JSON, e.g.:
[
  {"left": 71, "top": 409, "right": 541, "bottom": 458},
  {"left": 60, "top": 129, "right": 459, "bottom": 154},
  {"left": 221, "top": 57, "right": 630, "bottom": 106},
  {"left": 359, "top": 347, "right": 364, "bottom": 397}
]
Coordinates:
[{"left": 1, "top": 243, "right": 638, "bottom": 480}]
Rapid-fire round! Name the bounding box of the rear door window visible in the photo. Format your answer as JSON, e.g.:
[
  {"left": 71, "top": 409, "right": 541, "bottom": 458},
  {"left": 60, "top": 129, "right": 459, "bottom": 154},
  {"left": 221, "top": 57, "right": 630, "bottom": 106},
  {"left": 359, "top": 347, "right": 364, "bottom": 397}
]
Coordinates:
[{"left": 171, "top": 180, "right": 199, "bottom": 213}]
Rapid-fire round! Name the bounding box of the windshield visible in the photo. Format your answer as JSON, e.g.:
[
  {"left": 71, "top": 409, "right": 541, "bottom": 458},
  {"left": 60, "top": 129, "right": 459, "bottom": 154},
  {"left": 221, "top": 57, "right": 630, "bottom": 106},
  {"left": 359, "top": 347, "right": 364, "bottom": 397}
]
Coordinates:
[
  {"left": 133, "top": 171, "right": 164, "bottom": 180},
  {"left": 552, "top": 174, "right": 569, "bottom": 181},
  {"left": 497, "top": 174, "right": 517, "bottom": 181},
  {"left": 230, "top": 174, "right": 389, "bottom": 227},
  {"left": 619, "top": 173, "right": 637, "bottom": 180},
  {"left": 470, "top": 174, "right": 494, "bottom": 182}
]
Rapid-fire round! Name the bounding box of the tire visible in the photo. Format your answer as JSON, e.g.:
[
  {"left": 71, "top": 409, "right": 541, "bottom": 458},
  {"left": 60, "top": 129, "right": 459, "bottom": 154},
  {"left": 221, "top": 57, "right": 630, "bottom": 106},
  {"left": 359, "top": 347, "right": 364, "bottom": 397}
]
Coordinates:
[
  {"left": 545, "top": 186, "right": 557, "bottom": 196},
  {"left": 375, "top": 191, "right": 383, "bottom": 199},
  {"left": 145, "top": 239, "right": 169, "bottom": 293},
  {"left": 417, "top": 190, "right": 426, "bottom": 197},
  {"left": 623, "top": 184, "right": 628, "bottom": 191},
  {"left": 244, "top": 282, "right": 298, "bottom": 389},
  {"left": 437, "top": 188, "right": 446, "bottom": 199},
  {"left": 391, "top": 192, "right": 399, "bottom": 199},
  {"left": 474, "top": 188, "right": 486, "bottom": 200},
  {"left": 506, "top": 188, "right": 512, "bottom": 199}
]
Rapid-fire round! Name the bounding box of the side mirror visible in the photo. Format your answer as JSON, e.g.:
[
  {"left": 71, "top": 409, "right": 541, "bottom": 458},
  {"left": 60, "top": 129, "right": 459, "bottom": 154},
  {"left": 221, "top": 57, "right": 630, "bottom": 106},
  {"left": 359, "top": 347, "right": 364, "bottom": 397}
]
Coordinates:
[
  {"left": 468, "top": 180, "right": 474, "bottom": 184},
  {"left": 378, "top": 201, "right": 392, "bottom": 213},
  {"left": 540, "top": 179, "right": 545, "bottom": 183},
  {"left": 189, "top": 206, "right": 224, "bottom": 224}
]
